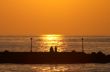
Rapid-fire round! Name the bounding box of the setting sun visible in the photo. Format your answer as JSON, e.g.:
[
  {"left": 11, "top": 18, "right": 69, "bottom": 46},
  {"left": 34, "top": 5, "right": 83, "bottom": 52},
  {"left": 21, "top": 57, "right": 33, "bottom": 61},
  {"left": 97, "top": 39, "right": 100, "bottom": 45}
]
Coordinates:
[
  {"left": 41, "top": 34, "right": 63, "bottom": 52},
  {"left": 42, "top": 34, "right": 62, "bottom": 40}
]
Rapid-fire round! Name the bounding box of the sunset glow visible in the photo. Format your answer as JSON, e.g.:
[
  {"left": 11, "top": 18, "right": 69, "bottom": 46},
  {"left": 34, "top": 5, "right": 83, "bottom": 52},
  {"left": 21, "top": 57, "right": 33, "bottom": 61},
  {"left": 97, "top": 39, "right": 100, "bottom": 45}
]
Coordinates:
[
  {"left": 0, "top": 0, "right": 110, "bottom": 35},
  {"left": 41, "top": 34, "right": 63, "bottom": 52},
  {"left": 42, "top": 34, "right": 62, "bottom": 40},
  {"left": 0, "top": 0, "right": 109, "bottom": 71}
]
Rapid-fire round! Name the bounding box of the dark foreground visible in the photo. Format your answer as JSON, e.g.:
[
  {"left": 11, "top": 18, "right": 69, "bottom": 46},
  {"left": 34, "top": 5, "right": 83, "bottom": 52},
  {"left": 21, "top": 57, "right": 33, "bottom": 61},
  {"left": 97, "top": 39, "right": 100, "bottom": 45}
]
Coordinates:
[{"left": 0, "top": 51, "right": 110, "bottom": 64}]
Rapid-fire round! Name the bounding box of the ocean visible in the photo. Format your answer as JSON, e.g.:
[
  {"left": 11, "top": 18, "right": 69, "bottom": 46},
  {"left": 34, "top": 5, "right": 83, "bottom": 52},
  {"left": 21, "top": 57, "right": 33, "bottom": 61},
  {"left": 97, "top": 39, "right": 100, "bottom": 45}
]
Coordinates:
[
  {"left": 0, "top": 36, "right": 110, "bottom": 54},
  {"left": 0, "top": 64, "right": 110, "bottom": 72},
  {"left": 0, "top": 36, "right": 110, "bottom": 72}
]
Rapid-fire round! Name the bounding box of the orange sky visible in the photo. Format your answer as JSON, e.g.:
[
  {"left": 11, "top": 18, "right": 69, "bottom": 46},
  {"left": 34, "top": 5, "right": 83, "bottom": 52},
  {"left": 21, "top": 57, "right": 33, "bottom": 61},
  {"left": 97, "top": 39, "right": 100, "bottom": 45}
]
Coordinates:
[{"left": 0, "top": 0, "right": 110, "bottom": 36}]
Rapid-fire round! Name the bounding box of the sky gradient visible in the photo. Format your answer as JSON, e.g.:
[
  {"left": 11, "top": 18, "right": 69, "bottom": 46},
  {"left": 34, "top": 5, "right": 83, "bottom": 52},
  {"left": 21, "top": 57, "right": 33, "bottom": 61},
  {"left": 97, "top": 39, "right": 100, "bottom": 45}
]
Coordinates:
[{"left": 0, "top": 0, "right": 110, "bottom": 36}]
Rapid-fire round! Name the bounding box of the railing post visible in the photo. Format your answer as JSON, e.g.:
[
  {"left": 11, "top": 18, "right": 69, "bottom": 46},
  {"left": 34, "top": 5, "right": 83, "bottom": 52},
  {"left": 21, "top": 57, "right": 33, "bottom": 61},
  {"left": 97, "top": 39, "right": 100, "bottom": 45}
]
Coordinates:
[
  {"left": 30, "top": 38, "right": 33, "bottom": 52},
  {"left": 82, "top": 37, "right": 84, "bottom": 52}
]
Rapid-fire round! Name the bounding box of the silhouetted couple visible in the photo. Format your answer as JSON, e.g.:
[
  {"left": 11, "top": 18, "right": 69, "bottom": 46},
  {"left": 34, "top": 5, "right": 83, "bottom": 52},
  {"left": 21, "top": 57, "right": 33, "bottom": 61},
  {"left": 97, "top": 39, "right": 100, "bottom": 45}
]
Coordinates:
[{"left": 50, "top": 46, "right": 58, "bottom": 52}]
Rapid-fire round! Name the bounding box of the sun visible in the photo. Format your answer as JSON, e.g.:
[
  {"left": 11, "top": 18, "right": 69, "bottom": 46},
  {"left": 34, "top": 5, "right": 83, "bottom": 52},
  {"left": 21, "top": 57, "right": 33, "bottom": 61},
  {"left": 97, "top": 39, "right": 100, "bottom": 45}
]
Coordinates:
[
  {"left": 41, "top": 34, "right": 63, "bottom": 52},
  {"left": 43, "top": 34, "right": 62, "bottom": 40}
]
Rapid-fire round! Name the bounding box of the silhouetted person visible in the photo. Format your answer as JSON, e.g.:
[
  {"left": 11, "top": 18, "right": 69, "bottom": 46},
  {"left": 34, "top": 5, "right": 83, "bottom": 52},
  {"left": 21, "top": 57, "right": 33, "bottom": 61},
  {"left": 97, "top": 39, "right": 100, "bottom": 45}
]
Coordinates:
[
  {"left": 4, "top": 50, "right": 9, "bottom": 53},
  {"left": 72, "top": 50, "right": 76, "bottom": 53},
  {"left": 55, "top": 46, "right": 58, "bottom": 52},
  {"left": 50, "top": 46, "right": 54, "bottom": 52}
]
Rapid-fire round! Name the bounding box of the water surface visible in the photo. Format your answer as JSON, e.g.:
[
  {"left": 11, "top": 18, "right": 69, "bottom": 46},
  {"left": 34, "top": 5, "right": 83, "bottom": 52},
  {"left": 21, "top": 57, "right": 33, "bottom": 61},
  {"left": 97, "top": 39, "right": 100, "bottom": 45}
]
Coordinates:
[
  {"left": 0, "top": 36, "right": 110, "bottom": 54},
  {"left": 0, "top": 64, "right": 110, "bottom": 72},
  {"left": 0, "top": 36, "right": 110, "bottom": 72}
]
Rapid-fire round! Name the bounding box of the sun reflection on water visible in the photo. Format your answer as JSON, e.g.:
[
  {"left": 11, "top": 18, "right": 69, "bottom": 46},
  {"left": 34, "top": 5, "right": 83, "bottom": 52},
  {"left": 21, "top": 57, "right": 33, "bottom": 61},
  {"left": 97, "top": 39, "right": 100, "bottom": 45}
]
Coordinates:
[
  {"left": 32, "top": 64, "right": 69, "bottom": 72},
  {"left": 41, "top": 34, "right": 64, "bottom": 52}
]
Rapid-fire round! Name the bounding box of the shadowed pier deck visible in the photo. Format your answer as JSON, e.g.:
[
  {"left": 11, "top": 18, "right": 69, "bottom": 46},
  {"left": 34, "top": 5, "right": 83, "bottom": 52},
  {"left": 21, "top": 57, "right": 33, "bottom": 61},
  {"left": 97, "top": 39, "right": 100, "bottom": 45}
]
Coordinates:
[{"left": 0, "top": 51, "right": 110, "bottom": 64}]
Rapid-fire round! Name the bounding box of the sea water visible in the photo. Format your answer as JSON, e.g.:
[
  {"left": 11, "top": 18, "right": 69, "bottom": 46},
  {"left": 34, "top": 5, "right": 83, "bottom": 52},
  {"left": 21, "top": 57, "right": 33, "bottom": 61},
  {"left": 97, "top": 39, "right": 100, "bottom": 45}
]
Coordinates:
[
  {"left": 0, "top": 36, "right": 110, "bottom": 54},
  {"left": 0, "top": 36, "right": 110, "bottom": 72},
  {"left": 0, "top": 64, "right": 110, "bottom": 72}
]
